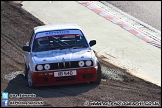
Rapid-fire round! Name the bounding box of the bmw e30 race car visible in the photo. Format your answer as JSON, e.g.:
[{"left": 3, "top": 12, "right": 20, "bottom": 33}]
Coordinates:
[{"left": 22, "top": 24, "right": 101, "bottom": 88}]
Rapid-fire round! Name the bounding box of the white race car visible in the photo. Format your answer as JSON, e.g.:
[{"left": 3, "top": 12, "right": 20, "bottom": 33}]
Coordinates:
[{"left": 22, "top": 24, "right": 101, "bottom": 88}]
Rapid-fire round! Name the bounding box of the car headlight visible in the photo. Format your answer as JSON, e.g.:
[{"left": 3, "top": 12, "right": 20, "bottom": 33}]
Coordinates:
[
  {"left": 85, "top": 60, "right": 92, "bottom": 66},
  {"left": 44, "top": 64, "right": 50, "bottom": 70},
  {"left": 37, "top": 65, "right": 43, "bottom": 71},
  {"left": 78, "top": 61, "right": 84, "bottom": 67}
]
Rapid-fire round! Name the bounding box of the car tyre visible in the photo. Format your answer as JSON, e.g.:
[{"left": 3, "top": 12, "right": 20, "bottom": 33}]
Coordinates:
[
  {"left": 24, "top": 63, "right": 28, "bottom": 79},
  {"left": 93, "top": 62, "right": 101, "bottom": 84},
  {"left": 27, "top": 69, "right": 35, "bottom": 88}
]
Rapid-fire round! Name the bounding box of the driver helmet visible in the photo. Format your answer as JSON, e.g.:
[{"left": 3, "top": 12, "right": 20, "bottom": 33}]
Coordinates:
[{"left": 37, "top": 37, "right": 49, "bottom": 47}]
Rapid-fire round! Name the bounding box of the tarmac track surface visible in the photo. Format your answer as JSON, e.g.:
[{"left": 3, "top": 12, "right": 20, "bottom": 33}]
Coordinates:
[
  {"left": 1, "top": 1, "right": 161, "bottom": 107},
  {"left": 105, "top": 1, "right": 161, "bottom": 31}
]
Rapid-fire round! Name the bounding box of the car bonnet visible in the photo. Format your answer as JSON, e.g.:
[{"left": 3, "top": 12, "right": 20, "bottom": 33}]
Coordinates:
[{"left": 32, "top": 48, "right": 93, "bottom": 64}]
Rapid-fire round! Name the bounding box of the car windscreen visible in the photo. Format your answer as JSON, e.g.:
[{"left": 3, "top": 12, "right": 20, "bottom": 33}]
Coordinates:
[{"left": 32, "top": 29, "right": 89, "bottom": 52}]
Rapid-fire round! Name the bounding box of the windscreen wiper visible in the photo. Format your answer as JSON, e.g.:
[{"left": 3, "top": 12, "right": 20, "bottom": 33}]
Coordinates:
[
  {"left": 48, "top": 45, "right": 88, "bottom": 50},
  {"left": 60, "top": 45, "right": 73, "bottom": 50},
  {"left": 48, "top": 46, "right": 61, "bottom": 50},
  {"left": 47, "top": 46, "right": 71, "bottom": 50},
  {"left": 71, "top": 45, "right": 88, "bottom": 49}
]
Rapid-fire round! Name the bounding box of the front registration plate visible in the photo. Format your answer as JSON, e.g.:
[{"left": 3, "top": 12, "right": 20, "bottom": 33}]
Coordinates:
[{"left": 54, "top": 70, "right": 77, "bottom": 77}]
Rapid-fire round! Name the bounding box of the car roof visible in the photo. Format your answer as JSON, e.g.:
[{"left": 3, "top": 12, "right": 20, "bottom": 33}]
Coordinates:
[{"left": 34, "top": 24, "right": 82, "bottom": 33}]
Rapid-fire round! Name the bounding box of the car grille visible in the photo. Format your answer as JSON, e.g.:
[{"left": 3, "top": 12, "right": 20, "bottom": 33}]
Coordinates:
[{"left": 35, "top": 60, "right": 93, "bottom": 71}]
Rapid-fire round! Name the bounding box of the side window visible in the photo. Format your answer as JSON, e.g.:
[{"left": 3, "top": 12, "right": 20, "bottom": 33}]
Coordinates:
[{"left": 29, "top": 32, "right": 34, "bottom": 47}]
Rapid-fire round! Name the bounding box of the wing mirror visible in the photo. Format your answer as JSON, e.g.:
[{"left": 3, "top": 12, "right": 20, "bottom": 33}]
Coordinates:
[
  {"left": 22, "top": 46, "right": 30, "bottom": 52},
  {"left": 89, "top": 40, "right": 96, "bottom": 47}
]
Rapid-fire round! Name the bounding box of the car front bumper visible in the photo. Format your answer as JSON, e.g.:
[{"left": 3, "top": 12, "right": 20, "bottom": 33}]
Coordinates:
[{"left": 30, "top": 66, "right": 98, "bottom": 86}]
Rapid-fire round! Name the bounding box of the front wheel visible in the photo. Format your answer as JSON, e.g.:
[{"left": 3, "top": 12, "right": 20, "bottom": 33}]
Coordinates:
[
  {"left": 24, "top": 63, "right": 28, "bottom": 79},
  {"left": 93, "top": 62, "right": 101, "bottom": 84},
  {"left": 27, "top": 69, "right": 35, "bottom": 88}
]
